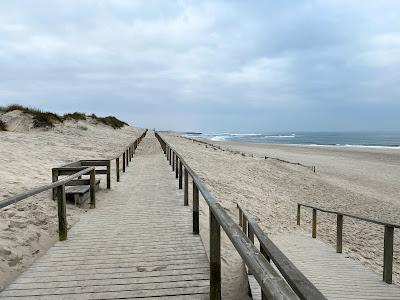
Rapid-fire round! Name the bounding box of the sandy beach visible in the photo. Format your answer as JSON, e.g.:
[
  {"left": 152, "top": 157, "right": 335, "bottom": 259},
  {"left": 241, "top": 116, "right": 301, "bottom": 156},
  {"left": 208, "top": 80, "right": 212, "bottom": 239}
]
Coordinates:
[
  {"left": 162, "top": 134, "right": 400, "bottom": 288},
  {"left": 0, "top": 111, "right": 143, "bottom": 289}
]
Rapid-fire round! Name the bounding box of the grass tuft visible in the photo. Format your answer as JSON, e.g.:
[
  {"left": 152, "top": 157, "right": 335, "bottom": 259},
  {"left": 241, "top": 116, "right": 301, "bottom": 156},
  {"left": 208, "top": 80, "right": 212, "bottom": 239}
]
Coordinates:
[
  {"left": 90, "top": 114, "right": 128, "bottom": 129},
  {"left": 63, "top": 112, "right": 86, "bottom": 121},
  {"left": 0, "top": 120, "right": 7, "bottom": 131}
]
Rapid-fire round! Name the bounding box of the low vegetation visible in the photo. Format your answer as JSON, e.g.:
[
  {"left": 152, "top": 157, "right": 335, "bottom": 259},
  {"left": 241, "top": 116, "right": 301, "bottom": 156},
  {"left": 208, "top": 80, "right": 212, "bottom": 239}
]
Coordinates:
[
  {"left": 0, "top": 104, "right": 129, "bottom": 129},
  {"left": 90, "top": 114, "right": 129, "bottom": 129},
  {"left": 0, "top": 119, "right": 7, "bottom": 131}
]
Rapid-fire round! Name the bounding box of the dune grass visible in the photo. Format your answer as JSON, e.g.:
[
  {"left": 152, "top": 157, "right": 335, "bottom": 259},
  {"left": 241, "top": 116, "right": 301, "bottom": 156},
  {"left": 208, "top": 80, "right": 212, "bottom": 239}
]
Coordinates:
[
  {"left": 0, "top": 119, "right": 7, "bottom": 131},
  {"left": 89, "top": 114, "right": 128, "bottom": 129},
  {"left": 0, "top": 104, "right": 129, "bottom": 129}
]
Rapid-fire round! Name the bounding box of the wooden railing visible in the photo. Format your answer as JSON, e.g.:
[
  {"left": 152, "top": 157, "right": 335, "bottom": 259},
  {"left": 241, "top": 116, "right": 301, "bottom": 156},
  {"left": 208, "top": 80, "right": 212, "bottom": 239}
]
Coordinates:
[
  {"left": 1, "top": 129, "right": 148, "bottom": 242},
  {"left": 237, "top": 204, "right": 325, "bottom": 300},
  {"left": 0, "top": 167, "right": 95, "bottom": 241},
  {"left": 297, "top": 203, "right": 399, "bottom": 284},
  {"left": 155, "top": 132, "right": 326, "bottom": 300}
]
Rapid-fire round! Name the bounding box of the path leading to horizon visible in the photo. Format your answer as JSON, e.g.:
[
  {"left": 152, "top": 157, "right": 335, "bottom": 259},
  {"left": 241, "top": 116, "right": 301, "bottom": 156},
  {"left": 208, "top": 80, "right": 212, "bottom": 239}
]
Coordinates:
[{"left": 0, "top": 132, "right": 209, "bottom": 299}]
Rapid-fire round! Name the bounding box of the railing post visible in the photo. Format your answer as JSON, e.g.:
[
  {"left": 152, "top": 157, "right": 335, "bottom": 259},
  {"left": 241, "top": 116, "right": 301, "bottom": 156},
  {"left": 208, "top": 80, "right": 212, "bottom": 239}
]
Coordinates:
[
  {"left": 260, "top": 244, "right": 270, "bottom": 300},
  {"left": 312, "top": 208, "right": 317, "bottom": 238},
  {"left": 243, "top": 215, "right": 248, "bottom": 236},
  {"left": 90, "top": 169, "right": 96, "bottom": 208},
  {"left": 337, "top": 214, "right": 343, "bottom": 253},
  {"left": 122, "top": 152, "right": 126, "bottom": 173},
  {"left": 52, "top": 169, "right": 58, "bottom": 200},
  {"left": 184, "top": 168, "right": 189, "bottom": 206},
  {"left": 106, "top": 160, "right": 111, "bottom": 189},
  {"left": 56, "top": 185, "right": 67, "bottom": 241},
  {"left": 175, "top": 157, "right": 179, "bottom": 179},
  {"left": 297, "top": 204, "right": 301, "bottom": 225},
  {"left": 116, "top": 157, "right": 120, "bottom": 182},
  {"left": 169, "top": 149, "right": 172, "bottom": 165},
  {"left": 178, "top": 161, "right": 183, "bottom": 189},
  {"left": 383, "top": 225, "right": 394, "bottom": 284},
  {"left": 193, "top": 182, "right": 199, "bottom": 234},
  {"left": 126, "top": 149, "right": 129, "bottom": 166},
  {"left": 248, "top": 224, "right": 254, "bottom": 244},
  {"left": 210, "top": 209, "right": 221, "bottom": 300},
  {"left": 239, "top": 208, "right": 243, "bottom": 226},
  {"left": 172, "top": 152, "right": 175, "bottom": 171}
]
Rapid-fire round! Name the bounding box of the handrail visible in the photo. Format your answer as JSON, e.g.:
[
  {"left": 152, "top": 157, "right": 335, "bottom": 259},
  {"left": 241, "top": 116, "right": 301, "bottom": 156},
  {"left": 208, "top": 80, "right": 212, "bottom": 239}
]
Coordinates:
[
  {"left": 155, "top": 132, "right": 316, "bottom": 300},
  {"left": 1, "top": 128, "right": 148, "bottom": 242},
  {"left": 297, "top": 202, "right": 397, "bottom": 284},
  {"left": 0, "top": 167, "right": 94, "bottom": 209},
  {"left": 237, "top": 204, "right": 326, "bottom": 300},
  {"left": 297, "top": 203, "right": 400, "bottom": 228}
]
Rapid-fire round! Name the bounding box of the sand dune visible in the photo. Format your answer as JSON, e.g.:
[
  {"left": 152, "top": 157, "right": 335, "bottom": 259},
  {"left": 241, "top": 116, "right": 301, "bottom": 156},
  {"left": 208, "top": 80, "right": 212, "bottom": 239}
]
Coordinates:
[{"left": 0, "top": 114, "right": 142, "bottom": 289}]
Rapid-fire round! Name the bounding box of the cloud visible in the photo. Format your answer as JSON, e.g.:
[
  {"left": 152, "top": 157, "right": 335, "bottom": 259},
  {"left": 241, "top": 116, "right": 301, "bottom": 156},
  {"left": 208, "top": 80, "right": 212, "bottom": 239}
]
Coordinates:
[{"left": 0, "top": 1, "right": 399, "bottom": 131}]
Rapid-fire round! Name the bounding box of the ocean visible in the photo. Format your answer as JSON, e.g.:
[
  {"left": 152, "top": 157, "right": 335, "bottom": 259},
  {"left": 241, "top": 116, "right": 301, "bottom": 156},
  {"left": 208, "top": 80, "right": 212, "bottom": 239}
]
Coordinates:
[{"left": 185, "top": 132, "right": 400, "bottom": 148}]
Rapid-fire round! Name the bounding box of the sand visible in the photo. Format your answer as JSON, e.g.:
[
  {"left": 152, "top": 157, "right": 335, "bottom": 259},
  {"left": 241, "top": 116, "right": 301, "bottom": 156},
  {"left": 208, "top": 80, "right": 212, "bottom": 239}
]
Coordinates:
[
  {"left": 162, "top": 134, "right": 400, "bottom": 287},
  {"left": 0, "top": 111, "right": 143, "bottom": 290}
]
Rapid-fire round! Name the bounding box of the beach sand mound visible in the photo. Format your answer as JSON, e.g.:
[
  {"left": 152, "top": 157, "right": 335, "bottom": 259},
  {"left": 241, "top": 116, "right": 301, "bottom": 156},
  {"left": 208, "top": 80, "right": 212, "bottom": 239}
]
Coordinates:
[{"left": 0, "top": 111, "right": 143, "bottom": 290}]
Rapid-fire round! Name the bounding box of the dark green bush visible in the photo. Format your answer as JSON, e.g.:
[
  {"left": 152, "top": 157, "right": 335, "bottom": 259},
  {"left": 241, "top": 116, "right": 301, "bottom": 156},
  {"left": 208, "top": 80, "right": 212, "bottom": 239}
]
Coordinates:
[
  {"left": 90, "top": 115, "right": 128, "bottom": 129},
  {"left": 63, "top": 112, "right": 86, "bottom": 121},
  {"left": 0, "top": 120, "right": 7, "bottom": 131}
]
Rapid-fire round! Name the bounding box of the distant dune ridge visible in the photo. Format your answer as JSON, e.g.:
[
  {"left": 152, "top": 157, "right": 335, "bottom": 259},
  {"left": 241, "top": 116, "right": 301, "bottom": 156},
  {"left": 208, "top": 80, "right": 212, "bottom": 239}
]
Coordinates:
[
  {"left": 0, "top": 107, "right": 143, "bottom": 290},
  {"left": 0, "top": 104, "right": 128, "bottom": 132}
]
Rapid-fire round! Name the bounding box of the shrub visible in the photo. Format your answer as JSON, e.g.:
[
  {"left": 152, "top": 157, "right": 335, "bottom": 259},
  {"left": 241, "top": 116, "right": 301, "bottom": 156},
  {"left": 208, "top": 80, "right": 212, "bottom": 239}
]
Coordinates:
[
  {"left": 90, "top": 114, "right": 128, "bottom": 129},
  {"left": 0, "top": 120, "right": 7, "bottom": 131},
  {"left": 63, "top": 112, "right": 86, "bottom": 121}
]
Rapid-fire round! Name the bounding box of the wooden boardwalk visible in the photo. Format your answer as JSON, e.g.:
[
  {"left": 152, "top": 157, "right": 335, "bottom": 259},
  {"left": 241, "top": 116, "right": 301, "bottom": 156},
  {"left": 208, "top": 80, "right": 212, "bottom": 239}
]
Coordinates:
[
  {"left": 272, "top": 233, "right": 400, "bottom": 300},
  {"left": 0, "top": 133, "right": 209, "bottom": 299}
]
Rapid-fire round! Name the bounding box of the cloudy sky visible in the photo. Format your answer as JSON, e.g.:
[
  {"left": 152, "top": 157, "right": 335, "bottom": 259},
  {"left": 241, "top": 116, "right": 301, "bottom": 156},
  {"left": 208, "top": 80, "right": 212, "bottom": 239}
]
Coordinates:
[{"left": 0, "top": 1, "right": 399, "bottom": 132}]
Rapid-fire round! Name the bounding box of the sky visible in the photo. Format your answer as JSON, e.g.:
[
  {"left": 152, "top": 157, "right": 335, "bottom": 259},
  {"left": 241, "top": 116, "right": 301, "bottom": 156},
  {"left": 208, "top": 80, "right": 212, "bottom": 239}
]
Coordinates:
[{"left": 0, "top": 1, "right": 399, "bottom": 132}]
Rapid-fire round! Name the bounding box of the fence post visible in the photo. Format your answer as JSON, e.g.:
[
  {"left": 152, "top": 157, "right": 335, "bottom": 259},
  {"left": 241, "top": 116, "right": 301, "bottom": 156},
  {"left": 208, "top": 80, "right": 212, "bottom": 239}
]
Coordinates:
[
  {"left": 193, "top": 182, "right": 199, "bottom": 234},
  {"left": 179, "top": 161, "right": 183, "bottom": 189},
  {"left": 210, "top": 209, "right": 221, "bottom": 300},
  {"left": 383, "top": 225, "right": 394, "bottom": 284},
  {"left": 123, "top": 152, "right": 126, "bottom": 173},
  {"left": 337, "top": 214, "right": 343, "bottom": 253},
  {"left": 243, "top": 215, "right": 248, "bottom": 236},
  {"left": 106, "top": 160, "right": 111, "bottom": 189},
  {"left": 169, "top": 149, "right": 172, "bottom": 165},
  {"left": 297, "top": 204, "right": 301, "bottom": 225},
  {"left": 90, "top": 169, "right": 96, "bottom": 208},
  {"left": 175, "top": 157, "right": 179, "bottom": 179},
  {"left": 126, "top": 149, "right": 129, "bottom": 166},
  {"left": 184, "top": 168, "right": 189, "bottom": 206},
  {"left": 312, "top": 208, "right": 317, "bottom": 238},
  {"left": 239, "top": 208, "right": 243, "bottom": 227},
  {"left": 116, "top": 157, "right": 120, "bottom": 182},
  {"left": 52, "top": 169, "right": 58, "bottom": 200},
  {"left": 260, "top": 243, "right": 270, "bottom": 300},
  {"left": 172, "top": 152, "right": 175, "bottom": 171},
  {"left": 56, "top": 185, "right": 67, "bottom": 241}
]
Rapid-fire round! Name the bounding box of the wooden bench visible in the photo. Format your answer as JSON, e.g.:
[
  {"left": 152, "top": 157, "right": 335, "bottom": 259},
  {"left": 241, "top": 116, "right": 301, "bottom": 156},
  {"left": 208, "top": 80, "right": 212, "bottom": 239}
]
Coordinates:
[{"left": 66, "top": 179, "right": 100, "bottom": 206}]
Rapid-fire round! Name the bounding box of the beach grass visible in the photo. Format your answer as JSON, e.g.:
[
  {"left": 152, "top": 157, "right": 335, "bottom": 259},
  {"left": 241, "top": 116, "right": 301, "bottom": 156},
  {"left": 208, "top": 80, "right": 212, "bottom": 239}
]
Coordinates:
[
  {"left": 0, "top": 119, "right": 7, "bottom": 131},
  {"left": 0, "top": 104, "right": 129, "bottom": 129}
]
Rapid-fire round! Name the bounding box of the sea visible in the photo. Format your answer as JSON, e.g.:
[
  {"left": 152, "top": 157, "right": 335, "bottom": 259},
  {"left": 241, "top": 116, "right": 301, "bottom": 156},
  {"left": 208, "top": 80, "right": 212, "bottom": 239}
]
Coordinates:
[{"left": 184, "top": 132, "right": 400, "bottom": 149}]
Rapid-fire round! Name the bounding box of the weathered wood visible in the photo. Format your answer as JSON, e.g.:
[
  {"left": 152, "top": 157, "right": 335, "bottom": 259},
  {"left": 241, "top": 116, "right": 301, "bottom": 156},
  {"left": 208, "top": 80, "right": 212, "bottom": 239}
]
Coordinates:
[
  {"left": 52, "top": 169, "right": 58, "bottom": 200},
  {"left": 336, "top": 214, "right": 343, "bottom": 253},
  {"left": 123, "top": 152, "right": 126, "bottom": 172},
  {"left": 312, "top": 208, "right": 317, "bottom": 238},
  {"left": 297, "top": 203, "right": 301, "bottom": 225},
  {"left": 172, "top": 151, "right": 175, "bottom": 171},
  {"left": 248, "top": 224, "right": 254, "bottom": 244},
  {"left": 383, "top": 225, "right": 394, "bottom": 284},
  {"left": 210, "top": 209, "right": 221, "bottom": 300},
  {"left": 178, "top": 160, "right": 183, "bottom": 189},
  {"left": 184, "top": 168, "right": 188, "bottom": 206},
  {"left": 106, "top": 161, "right": 111, "bottom": 189},
  {"left": 90, "top": 169, "right": 96, "bottom": 209},
  {"left": 239, "top": 208, "right": 243, "bottom": 227},
  {"left": 193, "top": 182, "right": 199, "bottom": 234},
  {"left": 243, "top": 215, "right": 248, "bottom": 236},
  {"left": 126, "top": 149, "right": 129, "bottom": 167},
  {"left": 56, "top": 185, "right": 67, "bottom": 241},
  {"left": 175, "top": 157, "right": 179, "bottom": 179},
  {"left": 116, "top": 157, "right": 120, "bottom": 182}
]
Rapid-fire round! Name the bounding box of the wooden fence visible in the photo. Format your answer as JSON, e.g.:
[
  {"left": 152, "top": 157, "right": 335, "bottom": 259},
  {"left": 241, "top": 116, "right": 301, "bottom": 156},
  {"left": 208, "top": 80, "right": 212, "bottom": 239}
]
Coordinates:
[
  {"left": 297, "top": 203, "right": 399, "bottom": 284},
  {"left": 0, "top": 129, "right": 147, "bottom": 242},
  {"left": 155, "top": 132, "right": 325, "bottom": 300}
]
